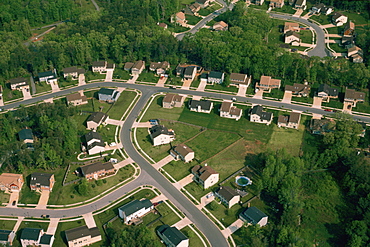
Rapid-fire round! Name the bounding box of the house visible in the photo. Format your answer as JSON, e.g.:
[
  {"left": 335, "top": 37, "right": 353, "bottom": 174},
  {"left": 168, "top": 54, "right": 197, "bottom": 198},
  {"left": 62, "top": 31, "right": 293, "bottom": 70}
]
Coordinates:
[
  {"left": 256, "top": 76, "right": 281, "bottom": 92},
  {"left": 170, "top": 144, "right": 195, "bottom": 163},
  {"left": 255, "top": 0, "right": 265, "bottom": 5},
  {"left": 162, "top": 93, "right": 185, "bottom": 109},
  {"left": 80, "top": 161, "right": 115, "bottom": 180},
  {"left": 30, "top": 173, "right": 55, "bottom": 192},
  {"left": 20, "top": 228, "right": 54, "bottom": 247},
  {"left": 310, "top": 118, "right": 335, "bottom": 135},
  {"left": 149, "top": 61, "right": 170, "bottom": 75},
  {"left": 288, "top": 0, "right": 295, "bottom": 5},
  {"left": 284, "top": 31, "right": 301, "bottom": 45},
  {"left": 98, "top": 88, "right": 120, "bottom": 102},
  {"left": 186, "top": 3, "right": 201, "bottom": 15},
  {"left": 66, "top": 92, "right": 88, "bottom": 106},
  {"left": 118, "top": 199, "right": 154, "bottom": 224},
  {"left": 321, "top": 6, "right": 334, "bottom": 15},
  {"left": 157, "top": 225, "right": 189, "bottom": 247},
  {"left": 131, "top": 60, "right": 145, "bottom": 75},
  {"left": 344, "top": 89, "right": 365, "bottom": 107},
  {"left": 317, "top": 84, "right": 339, "bottom": 102},
  {"left": 285, "top": 83, "right": 310, "bottom": 97},
  {"left": 183, "top": 66, "right": 197, "bottom": 80},
  {"left": 219, "top": 101, "right": 242, "bottom": 121},
  {"left": 192, "top": 165, "right": 219, "bottom": 189},
  {"left": 196, "top": 0, "right": 210, "bottom": 8},
  {"left": 86, "top": 112, "right": 109, "bottom": 130},
  {"left": 249, "top": 105, "right": 273, "bottom": 125},
  {"left": 207, "top": 71, "right": 224, "bottom": 85},
  {"left": 0, "top": 230, "right": 15, "bottom": 246},
  {"left": 18, "top": 129, "right": 34, "bottom": 144},
  {"left": 332, "top": 12, "right": 348, "bottom": 26},
  {"left": 65, "top": 226, "right": 102, "bottom": 247},
  {"left": 175, "top": 12, "right": 186, "bottom": 24},
  {"left": 277, "top": 112, "right": 301, "bottom": 129},
  {"left": 311, "top": 3, "right": 325, "bottom": 14},
  {"left": 9, "top": 77, "right": 30, "bottom": 91},
  {"left": 343, "top": 21, "right": 355, "bottom": 36},
  {"left": 124, "top": 62, "right": 134, "bottom": 71},
  {"left": 348, "top": 46, "right": 363, "bottom": 57},
  {"left": 84, "top": 131, "right": 105, "bottom": 155},
  {"left": 215, "top": 186, "right": 240, "bottom": 209},
  {"left": 239, "top": 207, "right": 268, "bottom": 227},
  {"left": 150, "top": 125, "right": 175, "bottom": 146},
  {"left": 38, "top": 69, "right": 58, "bottom": 84},
  {"left": 158, "top": 23, "right": 168, "bottom": 29},
  {"left": 342, "top": 36, "right": 355, "bottom": 49},
  {"left": 295, "top": 0, "right": 306, "bottom": 9},
  {"left": 213, "top": 21, "right": 228, "bottom": 31},
  {"left": 283, "top": 22, "right": 300, "bottom": 33},
  {"left": 189, "top": 100, "right": 213, "bottom": 113},
  {"left": 351, "top": 54, "right": 364, "bottom": 63},
  {"left": 0, "top": 173, "right": 24, "bottom": 192},
  {"left": 269, "top": 0, "right": 284, "bottom": 8},
  {"left": 229, "top": 73, "right": 251, "bottom": 88},
  {"left": 0, "top": 85, "right": 3, "bottom": 100},
  {"left": 92, "top": 61, "right": 115, "bottom": 74},
  {"left": 63, "top": 67, "right": 85, "bottom": 80}
]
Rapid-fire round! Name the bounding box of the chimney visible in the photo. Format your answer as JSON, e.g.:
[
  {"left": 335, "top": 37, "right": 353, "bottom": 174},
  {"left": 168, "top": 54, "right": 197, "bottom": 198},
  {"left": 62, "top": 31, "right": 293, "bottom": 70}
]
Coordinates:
[{"left": 247, "top": 202, "right": 250, "bottom": 208}]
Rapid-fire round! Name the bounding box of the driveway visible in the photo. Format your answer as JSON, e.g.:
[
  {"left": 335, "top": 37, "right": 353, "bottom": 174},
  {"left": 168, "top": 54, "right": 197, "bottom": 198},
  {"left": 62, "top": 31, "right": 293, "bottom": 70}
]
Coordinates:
[
  {"left": 36, "top": 191, "right": 50, "bottom": 209},
  {"left": 181, "top": 79, "right": 193, "bottom": 90},
  {"left": 6, "top": 192, "right": 19, "bottom": 207},
  {"left": 50, "top": 81, "right": 60, "bottom": 93},
  {"left": 22, "top": 87, "right": 32, "bottom": 100},
  {"left": 156, "top": 77, "right": 167, "bottom": 87},
  {"left": 196, "top": 81, "right": 207, "bottom": 91},
  {"left": 253, "top": 90, "right": 263, "bottom": 99},
  {"left": 320, "top": 24, "right": 336, "bottom": 29},
  {"left": 300, "top": 42, "right": 314, "bottom": 47},
  {"left": 312, "top": 96, "right": 323, "bottom": 109},
  {"left": 113, "top": 158, "right": 134, "bottom": 170},
  {"left": 293, "top": 9, "right": 303, "bottom": 17},
  {"left": 106, "top": 119, "right": 124, "bottom": 126},
  {"left": 196, "top": 193, "right": 215, "bottom": 210},
  {"left": 221, "top": 219, "right": 244, "bottom": 237},
  {"left": 325, "top": 33, "right": 342, "bottom": 38},
  {"left": 173, "top": 174, "right": 194, "bottom": 190},
  {"left": 83, "top": 212, "right": 97, "bottom": 228},
  {"left": 127, "top": 74, "right": 139, "bottom": 84},
  {"left": 46, "top": 218, "right": 60, "bottom": 234},
  {"left": 0, "top": 97, "right": 4, "bottom": 106},
  {"left": 105, "top": 69, "right": 114, "bottom": 82},
  {"left": 78, "top": 74, "right": 86, "bottom": 86},
  {"left": 153, "top": 155, "right": 175, "bottom": 170},
  {"left": 172, "top": 217, "right": 192, "bottom": 230},
  {"left": 237, "top": 85, "right": 248, "bottom": 97},
  {"left": 133, "top": 122, "right": 152, "bottom": 128},
  {"left": 282, "top": 91, "right": 292, "bottom": 104},
  {"left": 343, "top": 102, "right": 352, "bottom": 113}
]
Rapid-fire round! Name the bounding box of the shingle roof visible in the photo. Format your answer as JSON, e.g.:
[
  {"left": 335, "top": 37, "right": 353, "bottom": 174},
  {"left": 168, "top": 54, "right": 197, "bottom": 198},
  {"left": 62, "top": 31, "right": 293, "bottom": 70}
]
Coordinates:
[
  {"left": 240, "top": 207, "right": 267, "bottom": 224},
  {"left": 278, "top": 115, "right": 289, "bottom": 124},
  {"left": 163, "top": 93, "right": 183, "bottom": 104},
  {"left": 84, "top": 131, "right": 103, "bottom": 143},
  {"left": 150, "top": 125, "right": 174, "bottom": 138},
  {"left": 30, "top": 173, "right": 53, "bottom": 187},
  {"left": 209, "top": 71, "right": 223, "bottom": 79},
  {"left": 0, "top": 230, "right": 12, "bottom": 242},
  {"left": 98, "top": 88, "right": 115, "bottom": 96},
  {"left": 132, "top": 60, "right": 144, "bottom": 70},
  {"left": 189, "top": 100, "right": 213, "bottom": 111},
  {"left": 251, "top": 105, "right": 272, "bottom": 121},
  {"left": 20, "top": 228, "right": 42, "bottom": 241},
  {"left": 173, "top": 144, "right": 193, "bottom": 157},
  {"left": 66, "top": 93, "right": 87, "bottom": 102},
  {"left": 345, "top": 89, "right": 365, "bottom": 101},
  {"left": 65, "top": 226, "right": 100, "bottom": 241},
  {"left": 39, "top": 234, "right": 53, "bottom": 244},
  {"left": 220, "top": 101, "right": 232, "bottom": 112},
  {"left": 80, "top": 161, "right": 114, "bottom": 175},
  {"left": 63, "top": 66, "right": 79, "bottom": 73},
  {"left": 230, "top": 73, "right": 249, "bottom": 84},
  {"left": 157, "top": 225, "right": 188, "bottom": 246},
  {"left": 118, "top": 199, "right": 153, "bottom": 216},
  {"left": 318, "top": 84, "right": 339, "bottom": 97},
  {"left": 289, "top": 112, "right": 301, "bottom": 123},
  {"left": 87, "top": 112, "right": 108, "bottom": 124},
  {"left": 216, "top": 186, "right": 239, "bottom": 201},
  {"left": 184, "top": 66, "right": 196, "bottom": 77},
  {"left": 192, "top": 165, "right": 218, "bottom": 181},
  {"left": 285, "top": 83, "right": 310, "bottom": 94},
  {"left": 38, "top": 70, "right": 57, "bottom": 79},
  {"left": 9, "top": 77, "right": 28, "bottom": 85},
  {"left": 124, "top": 62, "right": 134, "bottom": 70},
  {"left": 18, "top": 129, "right": 33, "bottom": 141},
  {"left": 92, "top": 61, "right": 106, "bottom": 67},
  {"left": 0, "top": 173, "right": 23, "bottom": 188},
  {"left": 285, "top": 30, "right": 300, "bottom": 38}
]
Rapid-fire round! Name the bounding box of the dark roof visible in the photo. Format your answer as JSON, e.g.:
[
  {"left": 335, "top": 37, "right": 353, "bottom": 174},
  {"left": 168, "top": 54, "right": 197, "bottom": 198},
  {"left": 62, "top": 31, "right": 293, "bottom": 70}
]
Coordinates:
[
  {"left": 20, "top": 228, "right": 42, "bottom": 241},
  {"left": 92, "top": 61, "right": 106, "bottom": 67},
  {"left": 192, "top": 165, "right": 218, "bottom": 181},
  {"left": 240, "top": 207, "right": 267, "bottom": 224},
  {"left": 150, "top": 125, "right": 174, "bottom": 139},
  {"left": 0, "top": 230, "right": 12, "bottom": 241},
  {"left": 38, "top": 70, "right": 56, "bottom": 79},
  {"left": 87, "top": 112, "right": 108, "bottom": 124},
  {"left": 285, "top": 30, "right": 300, "bottom": 38},
  {"left": 278, "top": 115, "right": 289, "bottom": 124},
  {"left": 87, "top": 141, "right": 105, "bottom": 150},
  {"left": 98, "top": 88, "right": 115, "bottom": 96},
  {"left": 285, "top": 83, "right": 310, "bottom": 94},
  {"left": 39, "top": 234, "right": 53, "bottom": 244},
  {"left": 9, "top": 77, "right": 28, "bottom": 85},
  {"left": 184, "top": 66, "right": 196, "bottom": 77},
  {"left": 196, "top": 0, "right": 208, "bottom": 4},
  {"left": 63, "top": 66, "right": 79, "bottom": 73},
  {"left": 132, "top": 60, "right": 144, "bottom": 70},
  {"left": 314, "top": 3, "right": 325, "bottom": 9},
  {"left": 66, "top": 93, "right": 87, "bottom": 102},
  {"left": 173, "top": 144, "right": 193, "bottom": 157},
  {"left": 157, "top": 225, "right": 188, "bottom": 246},
  {"left": 216, "top": 186, "right": 239, "bottom": 201},
  {"left": 332, "top": 12, "right": 345, "bottom": 20},
  {"left": 208, "top": 71, "right": 223, "bottom": 79},
  {"left": 345, "top": 89, "right": 365, "bottom": 101},
  {"left": 318, "top": 84, "right": 339, "bottom": 97},
  {"left": 18, "top": 129, "right": 33, "bottom": 141},
  {"left": 65, "top": 226, "right": 100, "bottom": 241},
  {"left": 176, "top": 65, "right": 185, "bottom": 75},
  {"left": 289, "top": 112, "right": 301, "bottom": 123},
  {"left": 220, "top": 101, "right": 232, "bottom": 112},
  {"left": 295, "top": 0, "right": 304, "bottom": 5},
  {"left": 124, "top": 62, "right": 134, "bottom": 70},
  {"left": 30, "top": 173, "right": 53, "bottom": 187},
  {"left": 80, "top": 161, "right": 114, "bottom": 175},
  {"left": 189, "top": 100, "right": 212, "bottom": 111},
  {"left": 118, "top": 199, "right": 153, "bottom": 216},
  {"left": 84, "top": 131, "right": 103, "bottom": 143},
  {"left": 251, "top": 105, "right": 272, "bottom": 121}
]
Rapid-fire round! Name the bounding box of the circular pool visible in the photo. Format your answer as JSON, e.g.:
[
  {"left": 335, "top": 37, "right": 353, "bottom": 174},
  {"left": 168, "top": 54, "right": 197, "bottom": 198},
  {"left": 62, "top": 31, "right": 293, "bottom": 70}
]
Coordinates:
[{"left": 235, "top": 176, "right": 252, "bottom": 186}]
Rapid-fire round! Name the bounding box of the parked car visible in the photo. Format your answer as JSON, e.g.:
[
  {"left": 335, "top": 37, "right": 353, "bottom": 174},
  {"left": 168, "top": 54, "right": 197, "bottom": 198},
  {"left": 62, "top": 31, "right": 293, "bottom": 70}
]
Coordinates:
[{"left": 324, "top": 109, "right": 333, "bottom": 112}]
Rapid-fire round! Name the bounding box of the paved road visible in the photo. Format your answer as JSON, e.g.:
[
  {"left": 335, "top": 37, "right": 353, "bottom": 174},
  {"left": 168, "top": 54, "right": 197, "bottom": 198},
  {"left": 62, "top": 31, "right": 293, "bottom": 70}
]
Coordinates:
[{"left": 269, "top": 13, "right": 332, "bottom": 57}]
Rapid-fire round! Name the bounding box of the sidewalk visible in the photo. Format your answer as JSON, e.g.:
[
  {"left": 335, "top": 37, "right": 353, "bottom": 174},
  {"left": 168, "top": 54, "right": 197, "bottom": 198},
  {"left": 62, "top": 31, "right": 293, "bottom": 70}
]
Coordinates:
[{"left": 12, "top": 217, "right": 24, "bottom": 233}]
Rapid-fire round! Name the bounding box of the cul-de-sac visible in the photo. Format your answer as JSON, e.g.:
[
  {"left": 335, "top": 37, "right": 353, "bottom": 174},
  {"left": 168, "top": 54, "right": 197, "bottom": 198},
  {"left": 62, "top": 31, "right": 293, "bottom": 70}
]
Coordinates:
[{"left": 0, "top": 0, "right": 369, "bottom": 246}]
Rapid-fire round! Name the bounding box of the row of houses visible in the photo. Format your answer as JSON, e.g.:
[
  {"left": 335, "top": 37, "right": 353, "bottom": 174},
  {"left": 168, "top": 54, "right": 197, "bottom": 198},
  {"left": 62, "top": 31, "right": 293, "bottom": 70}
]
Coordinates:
[
  {"left": 248, "top": 0, "right": 307, "bottom": 10},
  {"left": 0, "top": 173, "right": 54, "bottom": 193}
]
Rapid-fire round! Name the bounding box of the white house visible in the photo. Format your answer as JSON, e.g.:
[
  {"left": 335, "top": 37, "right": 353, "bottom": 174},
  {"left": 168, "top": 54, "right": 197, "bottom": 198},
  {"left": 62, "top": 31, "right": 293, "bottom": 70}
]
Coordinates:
[
  {"left": 150, "top": 125, "right": 175, "bottom": 146},
  {"left": 118, "top": 199, "right": 154, "bottom": 224},
  {"left": 215, "top": 186, "right": 240, "bottom": 209},
  {"left": 86, "top": 112, "right": 109, "bottom": 130},
  {"left": 20, "top": 228, "right": 54, "bottom": 247},
  {"left": 277, "top": 112, "right": 301, "bottom": 129},
  {"left": 84, "top": 131, "right": 105, "bottom": 155},
  {"left": 249, "top": 105, "right": 273, "bottom": 125},
  {"left": 65, "top": 226, "right": 101, "bottom": 247},
  {"left": 332, "top": 12, "right": 348, "bottom": 26},
  {"left": 207, "top": 71, "right": 224, "bottom": 85},
  {"left": 219, "top": 101, "right": 242, "bottom": 121},
  {"left": 38, "top": 69, "right": 58, "bottom": 84},
  {"left": 284, "top": 31, "right": 300, "bottom": 46},
  {"left": 189, "top": 100, "right": 213, "bottom": 113},
  {"left": 192, "top": 165, "right": 219, "bottom": 189}
]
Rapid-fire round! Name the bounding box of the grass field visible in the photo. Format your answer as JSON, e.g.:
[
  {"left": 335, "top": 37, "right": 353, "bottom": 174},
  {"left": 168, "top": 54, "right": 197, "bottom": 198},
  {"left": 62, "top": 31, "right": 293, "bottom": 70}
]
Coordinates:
[
  {"left": 206, "top": 83, "right": 238, "bottom": 93},
  {"left": 85, "top": 71, "right": 106, "bottom": 81},
  {"left": 107, "top": 90, "right": 137, "bottom": 119},
  {"left": 0, "top": 219, "right": 16, "bottom": 230},
  {"left": 181, "top": 226, "right": 204, "bottom": 246},
  {"left": 2, "top": 87, "right": 23, "bottom": 102},
  {"left": 205, "top": 201, "right": 243, "bottom": 227},
  {"left": 300, "top": 30, "right": 313, "bottom": 44},
  {"left": 198, "top": 4, "right": 221, "bottom": 16},
  {"left": 184, "top": 182, "right": 212, "bottom": 201},
  {"left": 138, "top": 71, "right": 158, "bottom": 83},
  {"left": 141, "top": 96, "right": 185, "bottom": 122},
  {"left": 18, "top": 182, "right": 41, "bottom": 204},
  {"left": 0, "top": 191, "right": 10, "bottom": 205},
  {"left": 35, "top": 82, "right": 51, "bottom": 94},
  {"left": 163, "top": 160, "right": 196, "bottom": 181},
  {"left": 310, "top": 14, "right": 331, "bottom": 25},
  {"left": 113, "top": 68, "right": 131, "bottom": 80},
  {"left": 186, "top": 15, "right": 202, "bottom": 25}
]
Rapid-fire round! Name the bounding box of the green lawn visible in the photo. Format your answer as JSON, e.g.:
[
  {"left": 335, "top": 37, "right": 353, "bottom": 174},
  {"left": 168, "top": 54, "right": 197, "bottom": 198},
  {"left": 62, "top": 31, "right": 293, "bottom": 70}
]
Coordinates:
[
  {"left": 205, "top": 201, "right": 243, "bottom": 227},
  {"left": 322, "top": 98, "right": 344, "bottom": 109},
  {"left": 58, "top": 78, "right": 77, "bottom": 88},
  {"left": 309, "top": 14, "right": 331, "bottom": 25},
  {"left": 85, "top": 71, "right": 106, "bottom": 81},
  {"left": 206, "top": 83, "right": 238, "bottom": 93},
  {"left": 0, "top": 219, "right": 16, "bottom": 230},
  {"left": 268, "top": 88, "right": 285, "bottom": 99},
  {"left": 2, "top": 87, "right": 23, "bottom": 102},
  {"left": 138, "top": 71, "right": 158, "bottom": 83},
  {"left": 113, "top": 68, "right": 131, "bottom": 80},
  {"left": 18, "top": 183, "right": 40, "bottom": 204},
  {"left": 107, "top": 90, "right": 137, "bottom": 120},
  {"left": 0, "top": 191, "right": 10, "bottom": 205},
  {"left": 141, "top": 95, "right": 186, "bottom": 122},
  {"left": 53, "top": 220, "right": 93, "bottom": 247},
  {"left": 185, "top": 15, "right": 202, "bottom": 25},
  {"left": 272, "top": 5, "right": 296, "bottom": 15},
  {"left": 181, "top": 226, "right": 204, "bottom": 247},
  {"left": 162, "top": 160, "right": 196, "bottom": 181},
  {"left": 327, "top": 26, "right": 343, "bottom": 34},
  {"left": 267, "top": 21, "right": 285, "bottom": 46},
  {"left": 35, "top": 82, "right": 51, "bottom": 94},
  {"left": 184, "top": 182, "right": 212, "bottom": 202},
  {"left": 198, "top": 4, "right": 221, "bottom": 16},
  {"left": 165, "top": 22, "right": 190, "bottom": 33},
  {"left": 96, "top": 124, "right": 116, "bottom": 143},
  {"left": 299, "top": 30, "right": 313, "bottom": 44},
  {"left": 248, "top": 2, "right": 268, "bottom": 10}
]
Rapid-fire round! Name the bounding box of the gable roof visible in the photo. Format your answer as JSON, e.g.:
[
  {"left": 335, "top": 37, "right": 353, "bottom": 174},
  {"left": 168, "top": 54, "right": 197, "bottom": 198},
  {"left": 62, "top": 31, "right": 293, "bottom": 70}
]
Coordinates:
[
  {"left": 284, "top": 22, "right": 299, "bottom": 30},
  {"left": 98, "top": 88, "right": 115, "bottom": 96},
  {"left": 189, "top": 100, "right": 213, "bottom": 111},
  {"left": 345, "top": 89, "right": 365, "bottom": 101},
  {"left": 216, "top": 186, "right": 239, "bottom": 201},
  {"left": 132, "top": 60, "right": 144, "bottom": 70},
  {"left": 251, "top": 105, "right": 272, "bottom": 121},
  {"left": 173, "top": 144, "right": 193, "bottom": 157},
  {"left": 285, "top": 83, "right": 310, "bottom": 93},
  {"left": 157, "top": 225, "right": 188, "bottom": 246},
  {"left": 214, "top": 21, "right": 228, "bottom": 28},
  {"left": 0, "top": 230, "right": 12, "bottom": 242},
  {"left": 0, "top": 173, "right": 23, "bottom": 188},
  {"left": 80, "top": 161, "right": 114, "bottom": 175},
  {"left": 87, "top": 112, "right": 108, "bottom": 124},
  {"left": 124, "top": 62, "right": 134, "bottom": 70},
  {"left": 220, "top": 101, "right": 232, "bottom": 112},
  {"left": 285, "top": 30, "right": 300, "bottom": 38},
  {"left": 332, "top": 12, "right": 345, "bottom": 20},
  {"left": 192, "top": 165, "right": 218, "bottom": 181},
  {"left": 118, "top": 199, "right": 153, "bottom": 216},
  {"left": 30, "top": 173, "right": 53, "bottom": 187},
  {"left": 84, "top": 131, "right": 103, "bottom": 143},
  {"left": 18, "top": 129, "right": 33, "bottom": 141},
  {"left": 63, "top": 66, "right": 83, "bottom": 74},
  {"left": 38, "top": 70, "right": 57, "bottom": 79},
  {"left": 39, "top": 234, "right": 53, "bottom": 244},
  {"left": 20, "top": 228, "right": 42, "bottom": 241},
  {"left": 230, "top": 73, "right": 249, "bottom": 84},
  {"left": 9, "top": 77, "right": 28, "bottom": 85},
  {"left": 176, "top": 12, "right": 185, "bottom": 20},
  {"left": 260, "top": 76, "right": 281, "bottom": 87},
  {"left": 66, "top": 93, "right": 87, "bottom": 102},
  {"left": 92, "top": 61, "right": 106, "bottom": 67},
  {"left": 289, "top": 112, "right": 301, "bottom": 123},
  {"left": 241, "top": 207, "right": 267, "bottom": 224},
  {"left": 318, "top": 84, "right": 339, "bottom": 97},
  {"left": 184, "top": 66, "right": 196, "bottom": 77},
  {"left": 163, "top": 93, "right": 183, "bottom": 104},
  {"left": 65, "top": 226, "right": 100, "bottom": 241},
  {"left": 150, "top": 125, "right": 174, "bottom": 138},
  {"left": 208, "top": 71, "right": 223, "bottom": 79}
]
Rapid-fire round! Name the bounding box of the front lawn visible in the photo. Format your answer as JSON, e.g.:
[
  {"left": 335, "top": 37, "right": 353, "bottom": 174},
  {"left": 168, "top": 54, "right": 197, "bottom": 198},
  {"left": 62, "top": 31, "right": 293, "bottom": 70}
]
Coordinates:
[
  {"left": 113, "top": 68, "right": 130, "bottom": 80},
  {"left": 18, "top": 184, "right": 41, "bottom": 204},
  {"left": 35, "top": 82, "right": 51, "bottom": 94},
  {"left": 184, "top": 182, "right": 212, "bottom": 202},
  {"left": 310, "top": 14, "right": 331, "bottom": 25},
  {"left": 181, "top": 226, "right": 204, "bottom": 247},
  {"left": 205, "top": 201, "right": 243, "bottom": 227},
  {"left": 205, "top": 83, "right": 238, "bottom": 93},
  {"left": 162, "top": 160, "right": 196, "bottom": 181},
  {"left": 138, "top": 71, "right": 158, "bottom": 83},
  {"left": 198, "top": 4, "right": 221, "bottom": 16},
  {"left": 2, "top": 87, "right": 23, "bottom": 102},
  {"left": 299, "top": 30, "right": 313, "bottom": 44},
  {"left": 85, "top": 71, "right": 106, "bottom": 81},
  {"left": 0, "top": 219, "right": 16, "bottom": 230},
  {"left": 186, "top": 15, "right": 202, "bottom": 25},
  {"left": 141, "top": 95, "right": 186, "bottom": 122},
  {"left": 107, "top": 90, "right": 137, "bottom": 120},
  {"left": 53, "top": 220, "right": 88, "bottom": 247},
  {"left": 0, "top": 191, "right": 10, "bottom": 205}
]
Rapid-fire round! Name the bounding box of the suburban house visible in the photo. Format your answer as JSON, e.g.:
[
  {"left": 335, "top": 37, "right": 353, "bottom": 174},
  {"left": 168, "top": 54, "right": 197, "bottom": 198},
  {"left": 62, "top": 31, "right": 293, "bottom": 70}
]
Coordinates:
[
  {"left": 332, "top": 12, "right": 348, "bottom": 26},
  {"left": 63, "top": 67, "right": 85, "bottom": 80},
  {"left": 84, "top": 131, "right": 105, "bottom": 155},
  {"left": 9, "top": 77, "right": 30, "bottom": 91},
  {"left": 342, "top": 36, "right": 355, "bottom": 49},
  {"left": 269, "top": 0, "right": 284, "bottom": 8},
  {"left": 229, "top": 73, "right": 251, "bottom": 88},
  {"left": 118, "top": 199, "right": 154, "bottom": 224},
  {"left": 213, "top": 21, "right": 228, "bottom": 31},
  {"left": 343, "top": 21, "right": 355, "bottom": 36},
  {"left": 175, "top": 12, "right": 186, "bottom": 24},
  {"left": 157, "top": 225, "right": 189, "bottom": 247},
  {"left": 317, "top": 84, "right": 339, "bottom": 102},
  {"left": 344, "top": 89, "right": 365, "bottom": 107},
  {"left": 38, "top": 69, "right": 58, "bottom": 84},
  {"left": 256, "top": 76, "right": 281, "bottom": 92},
  {"left": 30, "top": 173, "right": 55, "bottom": 192},
  {"left": 183, "top": 66, "right": 197, "bottom": 80},
  {"left": 124, "top": 62, "right": 134, "bottom": 71},
  {"left": 351, "top": 54, "right": 364, "bottom": 63},
  {"left": 131, "top": 60, "right": 145, "bottom": 75},
  {"left": 0, "top": 230, "right": 15, "bottom": 246},
  {"left": 185, "top": 3, "right": 201, "bottom": 15},
  {"left": 189, "top": 99, "right": 213, "bottom": 113},
  {"left": 191, "top": 165, "right": 219, "bottom": 189},
  {"left": 80, "top": 161, "right": 115, "bottom": 180},
  {"left": 310, "top": 118, "right": 335, "bottom": 135},
  {"left": 215, "top": 186, "right": 240, "bottom": 209},
  {"left": 20, "top": 228, "right": 54, "bottom": 247},
  {"left": 321, "top": 6, "right": 334, "bottom": 15},
  {"left": 158, "top": 23, "right": 168, "bottom": 29},
  {"left": 86, "top": 112, "right": 109, "bottom": 130},
  {"left": 239, "top": 207, "right": 268, "bottom": 227},
  {"left": 170, "top": 144, "right": 195, "bottom": 163},
  {"left": 92, "top": 61, "right": 115, "bottom": 74},
  {"left": 98, "top": 88, "right": 120, "bottom": 102},
  {"left": 277, "top": 112, "right": 301, "bottom": 129},
  {"left": 65, "top": 225, "right": 102, "bottom": 247},
  {"left": 284, "top": 31, "right": 300, "bottom": 46},
  {"left": 207, "top": 71, "right": 224, "bottom": 84},
  {"left": 18, "top": 128, "right": 34, "bottom": 144},
  {"left": 196, "top": 0, "right": 210, "bottom": 8},
  {"left": 66, "top": 92, "right": 88, "bottom": 106},
  {"left": 311, "top": 3, "right": 325, "bottom": 14},
  {"left": 294, "top": 0, "right": 306, "bottom": 9},
  {"left": 149, "top": 61, "right": 170, "bottom": 75},
  {"left": 219, "top": 101, "right": 242, "bottom": 121},
  {"left": 162, "top": 93, "right": 185, "bottom": 109},
  {"left": 249, "top": 105, "right": 273, "bottom": 125},
  {"left": 348, "top": 46, "right": 363, "bottom": 57},
  {"left": 283, "top": 22, "right": 300, "bottom": 33},
  {"left": 150, "top": 125, "right": 175, "bottom": 146},
  {"left": 0, "top": 173, "right": 24, "bottom": 192},
  {"left": 285, "top": 83, "right": 310, "bottom": 97},
  {"left": 254, "top": 0, "right": 265, "bottom": 5}
]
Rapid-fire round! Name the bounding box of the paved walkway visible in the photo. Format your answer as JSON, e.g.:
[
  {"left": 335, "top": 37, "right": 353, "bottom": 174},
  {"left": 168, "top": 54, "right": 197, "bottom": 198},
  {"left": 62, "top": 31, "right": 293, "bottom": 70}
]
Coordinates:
[
  {"left": 106, "top": 119, "right": 124, "bottom": 126},
  {"left": 133, "top": 122, "right": 152, "bottom": 128},
  {"left": 282, "top": 91, "right": 292, "bottom": 104},
  {"left": 105, "top": 69, "right": 114, "bottom": 82},
  {"left": 104, "top": 142, "right": 123, "bottom": 151},
  {"left": 325, "top": 33, "right": 342, "bottom": 38},
  {"left": 325, "top": 39, "right": 339, "bottom": 43},
  {"left": 78, "top": 74, "right": 86, "bottom": 86},
  {"left": 6, "top": 192, "right": 19, "bottom": 207},
  {"left": 22, "top": 87, "right": 32, "bottom": 100},
  {"left": 253, "top": 90, "right": 263, "bottom": 99},
  {"left": 320, "top": 24, "right": 336, "bottom": 29},
  {"left": 36, "top": 191, "right": 50, "bottom": 209},
  {"left": 116, "top": 87, "right": 126, "bottom": 93},
  {"left": 221, "top": 219, "right": 244, "bottom": 237},
  {"left": 172, "top": 217, "right": 192, "bottom": 230},
  {"left": 192, "top": 95, "right": 202, "bottom": 100},
  {"left": 127, "top": 74, "right": 139, "bottom": 84},
  {"left": 237, "top": 85, "right": 248, "bottom": 97},
  {"left": 300, "top": 42, "right": 314, "bottom": 47},
  {"left": 301, "top": 12, "right": 311, "bottom": 19},
  {"left": 46, "top": 218, "right": 60, "bottom": 234},
  {"left": 50, "top": 81, "right": 60, "bottom": 93},
  {"left": 12, "top": 217, "right": 24, "bottom": 233},
  {"left": 196, "top": 81, "right": 207, "bottom": 91},
  {"left": 156, "top": 77, "right": 167, "bottom": 87},
  {"left": 153, "top": 155, "right": 174, "bottom": 170},
  {"left": 312, "top": 96, "right": 323, "bottom": 109},
  {"left": 113, "top": 158, "right": 134, "bottom": 170},
  {"left": 83, "top": 212, "right": 97, "bottom": 228},
  {"left": 196, "top": 193, "right": 215, "bottom": 210},
  {"left": 173, "top": 174, "right": 194, "bottom": 190},
  {"left": 181, "top": 79, "right": 193, "bottom": 90}
]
